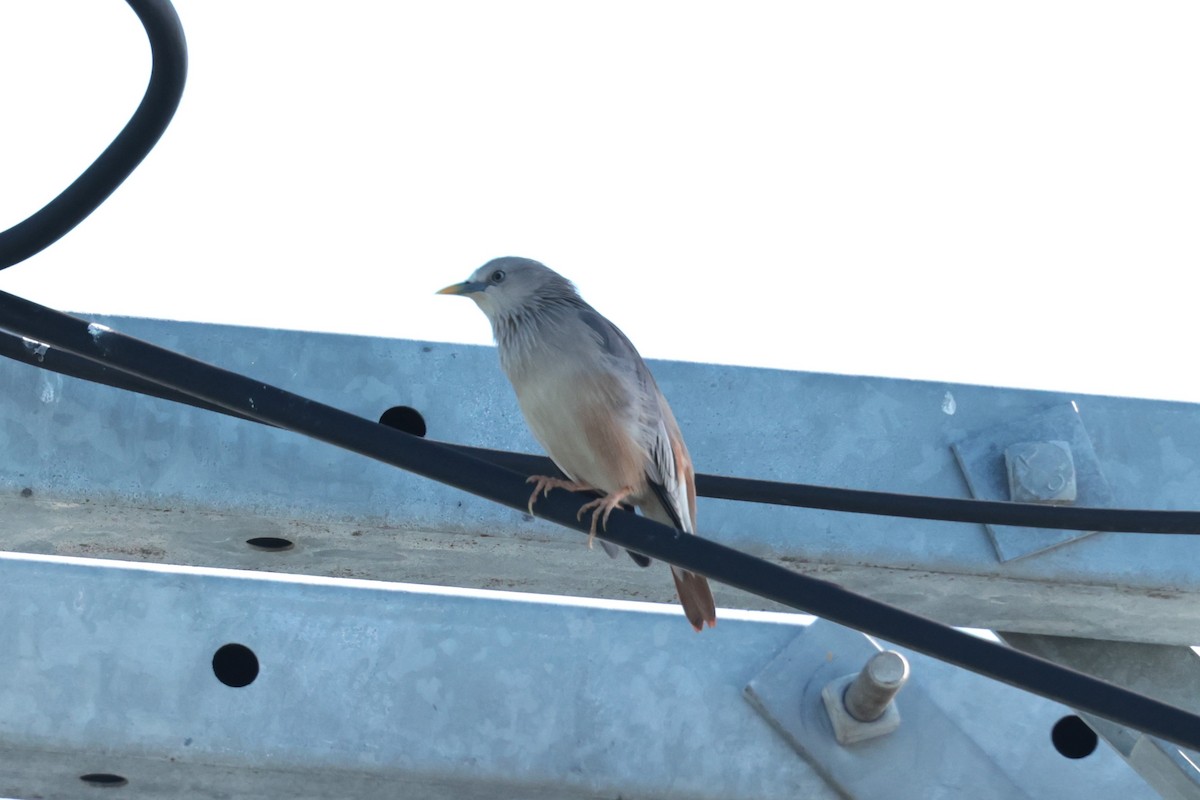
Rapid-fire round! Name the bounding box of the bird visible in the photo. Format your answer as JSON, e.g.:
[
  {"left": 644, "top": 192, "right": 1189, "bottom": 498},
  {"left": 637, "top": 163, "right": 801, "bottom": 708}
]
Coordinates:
[{"left": 437, "top": 256, "right": 717, "bottom": 631}]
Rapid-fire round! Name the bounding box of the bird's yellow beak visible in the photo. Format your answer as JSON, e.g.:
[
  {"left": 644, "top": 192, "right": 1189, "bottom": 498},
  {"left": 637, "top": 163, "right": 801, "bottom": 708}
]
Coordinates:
[{"left": 437, "top": 280, "right": 486, "bottom": 296}]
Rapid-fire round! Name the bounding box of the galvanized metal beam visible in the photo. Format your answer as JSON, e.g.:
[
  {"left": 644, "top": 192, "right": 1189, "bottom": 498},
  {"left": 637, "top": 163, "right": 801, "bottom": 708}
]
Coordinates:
[
  {"left": 4, "top": 315, "right": 1200, "bottom": 644},
  {"left": 1001, "top": 632, "right": 1200, "bottom": 799},
  {"left": 0, "top": 553, "right": 1155, "bottom": 799}
]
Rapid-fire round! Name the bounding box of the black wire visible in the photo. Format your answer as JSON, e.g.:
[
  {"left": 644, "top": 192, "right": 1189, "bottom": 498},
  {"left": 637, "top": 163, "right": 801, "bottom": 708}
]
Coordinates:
[
  {"left": 0, "top": 0, "right": 187, "bottom": 271},
  {"left": 0, "top": 328, "right": 273, "bottom": 427},
  {"left": 5, "top": 327, "right": 1200, "bottom": 535},
  {"left": 3, "top": 292, "right": 1200, "bottom": 752},
  {"left": 0, "top": 329, "right": 265, "bottom": 426},
  {"left": 694, "top": 473, "right": 1200, "bottom": 533}
]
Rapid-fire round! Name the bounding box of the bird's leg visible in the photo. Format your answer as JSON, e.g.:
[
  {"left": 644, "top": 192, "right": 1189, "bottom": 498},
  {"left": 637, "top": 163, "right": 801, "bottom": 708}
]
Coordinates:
[
  {"left": 576, "top": 486, "right": 636, "bottom": 549},
  {"left": 525, "top": 475, "right": 596, "bottom": 515}
]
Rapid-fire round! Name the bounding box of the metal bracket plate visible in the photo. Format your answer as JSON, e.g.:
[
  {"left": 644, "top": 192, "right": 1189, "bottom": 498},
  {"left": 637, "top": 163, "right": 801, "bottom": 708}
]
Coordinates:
[
  {"left": 745, "top": 620, "right": 1031, "bottom": 799},
  {"left": 744, "top": 619, "right": 1154, "bottom": 799},
  {"left": 952, "top": 403, "right": 1115, "bottom": 561}
]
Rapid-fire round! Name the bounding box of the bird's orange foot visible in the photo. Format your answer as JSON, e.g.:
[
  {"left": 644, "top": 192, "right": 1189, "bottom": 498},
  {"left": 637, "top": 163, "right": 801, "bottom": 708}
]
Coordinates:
[
  {"left": 525, "top": 475, "right": 595, "bottom": 515},
  {"left": 576, "top": 486, "right": 636, "bottom": 549}
]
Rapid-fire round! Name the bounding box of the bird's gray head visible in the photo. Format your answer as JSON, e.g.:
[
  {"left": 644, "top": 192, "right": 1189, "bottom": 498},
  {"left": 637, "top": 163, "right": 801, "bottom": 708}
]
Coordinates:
[{"left": 437, "top": 257, "right": 582, "bottom": 324}]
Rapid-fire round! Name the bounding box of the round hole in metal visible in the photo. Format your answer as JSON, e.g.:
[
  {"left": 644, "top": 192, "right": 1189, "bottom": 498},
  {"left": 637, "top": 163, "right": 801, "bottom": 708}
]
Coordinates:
[
  {"left": 246, "top": 536, "right": 294, "bottom": 552},
  {"left": 212, "top": 643, "right": 259, "bottom": 688},
  {"left": 379, "top": 405, "right": 427, "bottom": 437},
  {"left": 1051, "top": 715, "right": 1098, "bottom": 759}
]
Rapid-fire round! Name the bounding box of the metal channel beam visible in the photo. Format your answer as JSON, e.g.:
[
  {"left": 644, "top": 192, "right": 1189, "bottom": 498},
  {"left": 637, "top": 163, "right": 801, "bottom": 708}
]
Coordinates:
[
  {"left": 4, "top": 315, "right": 1200, "bottom": 644},
  {"left": 1001, "top": 632, "right": 1200, "bottom": 799},
  {"left": 0, "top": 553, "right": 1155, "bottom": 799}
]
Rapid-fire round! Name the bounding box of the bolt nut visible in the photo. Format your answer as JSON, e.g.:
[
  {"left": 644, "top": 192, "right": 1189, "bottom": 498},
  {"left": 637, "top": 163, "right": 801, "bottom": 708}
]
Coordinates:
[
  {"left": 821, "top": 650, "right": 909, "bottom": 745},
  {"left": 1005, "top": 440, "right": 1077, "bottom": 504},
  {"left": 844, "top": 650, "right": 910, "bottom": 722}
]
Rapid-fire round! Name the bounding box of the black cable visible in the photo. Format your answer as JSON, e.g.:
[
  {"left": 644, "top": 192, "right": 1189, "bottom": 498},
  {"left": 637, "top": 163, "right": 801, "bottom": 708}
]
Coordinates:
[
  {"left": 3, "top": 292, "right": 1200, "bottom": 752},
  {"left": 5, "top": 327, "right": 1200, "bottom": 535},
  {"left": 0, "top": 329, "right": 264, "bottom": 426},
  {"left": 0, "top": 0, "right": 187, "bottom": 270},
  {"left": 693, "top": 473, "right": 1200, "bottom": 533}
]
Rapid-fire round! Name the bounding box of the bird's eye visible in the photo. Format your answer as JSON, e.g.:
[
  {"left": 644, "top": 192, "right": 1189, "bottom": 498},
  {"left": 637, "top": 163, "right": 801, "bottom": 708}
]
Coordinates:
[{"left": 490, "top": 270, "right": 506, "bottom": 283}]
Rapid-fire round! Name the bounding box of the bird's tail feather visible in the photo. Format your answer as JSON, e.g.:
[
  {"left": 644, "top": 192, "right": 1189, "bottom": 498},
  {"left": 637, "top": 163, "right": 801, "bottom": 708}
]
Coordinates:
[
  {"left": 671, "top": 565, "right": 717, "bottom": 631},
  {"left": 642, "top": 488, "right": 717, "bottom": 630}
]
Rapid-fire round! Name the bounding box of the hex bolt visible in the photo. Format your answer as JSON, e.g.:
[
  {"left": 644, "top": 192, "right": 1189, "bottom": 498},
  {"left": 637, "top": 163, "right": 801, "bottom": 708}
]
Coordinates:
[
  {"left": 820, "top": 649, "right": 910, "bottom": 745},
  {"left": 843, "top": 650, "right": 910, "bottom": 722}
]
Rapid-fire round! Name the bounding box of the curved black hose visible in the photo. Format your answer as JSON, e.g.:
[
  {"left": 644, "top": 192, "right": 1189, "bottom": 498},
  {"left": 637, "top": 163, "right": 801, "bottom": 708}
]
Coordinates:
[{"left": 0, "top": 0, "right": 187, "bottom": 270}]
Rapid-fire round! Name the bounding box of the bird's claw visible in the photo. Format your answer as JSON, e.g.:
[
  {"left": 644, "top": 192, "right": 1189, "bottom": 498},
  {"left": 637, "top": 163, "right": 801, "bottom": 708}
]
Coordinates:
[
  {"left": 525, "top": 475, "right": 593, "bottom": 516},
  {"left": 525, "top": 477, "right": 634, "bottom": 550},
  {"left": 575, "top": 488, "right": 634, "bottom": 549}
]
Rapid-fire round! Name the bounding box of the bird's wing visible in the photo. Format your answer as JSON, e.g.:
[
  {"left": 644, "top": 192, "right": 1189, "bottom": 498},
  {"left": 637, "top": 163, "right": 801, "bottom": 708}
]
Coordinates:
[
  {"left": 578, "top": 308, "right": 695, "bottom": 534},
  {"left": 577, "top": 306, "right": 714, "bottom": 628},
  {"left": 644, "top": 403, "right": 696, "bottom": 534}
]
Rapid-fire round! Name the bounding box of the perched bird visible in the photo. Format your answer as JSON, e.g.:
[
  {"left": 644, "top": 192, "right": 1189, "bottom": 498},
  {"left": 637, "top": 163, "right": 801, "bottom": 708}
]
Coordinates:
[{"left": 438, "top": 257, "right": 717, "bottom": 630}]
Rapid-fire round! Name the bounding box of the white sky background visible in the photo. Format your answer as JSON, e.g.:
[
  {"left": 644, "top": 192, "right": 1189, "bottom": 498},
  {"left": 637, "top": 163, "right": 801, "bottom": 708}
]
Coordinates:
[{"left": 2, "top": 1, "right": 1199, "bottom": 402}]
